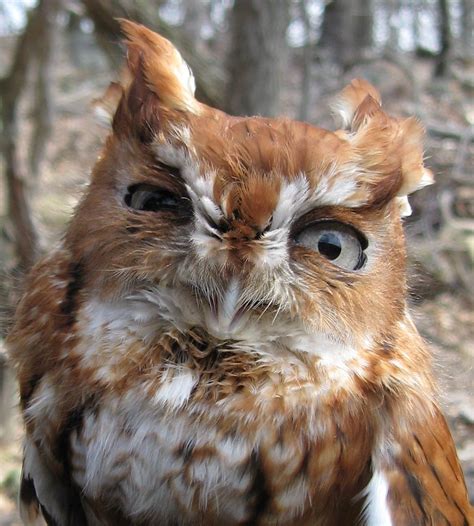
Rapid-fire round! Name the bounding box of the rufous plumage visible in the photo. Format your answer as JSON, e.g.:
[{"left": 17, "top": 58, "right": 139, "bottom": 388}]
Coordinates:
[{"left": 8, "top": 20, "right": 472, "bottom": 526}]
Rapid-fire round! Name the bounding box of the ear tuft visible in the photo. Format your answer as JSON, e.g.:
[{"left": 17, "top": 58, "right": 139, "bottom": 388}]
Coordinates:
[
  {"left": 332, "top": 79, "right": 433, "bottom": 210},
  {"left": 397, "top": 117, "right": 434, "bottom": 196},
  {"left": 119, "top": 19, "right": 199, "bottom": 114},
  {"left": 332, "top": 79, "right": 382, "bottom": 129}
]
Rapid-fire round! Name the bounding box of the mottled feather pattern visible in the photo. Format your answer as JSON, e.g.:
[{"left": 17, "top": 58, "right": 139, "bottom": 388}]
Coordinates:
[{"left": 7, "top": 20, "right": 472, "bottom": 526}]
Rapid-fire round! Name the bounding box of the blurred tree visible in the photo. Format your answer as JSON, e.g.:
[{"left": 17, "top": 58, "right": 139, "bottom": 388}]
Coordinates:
[
  {"left": 434, "top": 0, "right": 451, "bottom": 77},
  {"left": 226, "top": 0, "right": 290, "bottom": 116},
  {"left": 320, "top": 0, "right": 349, "bottom": 62},
  {"left": 182, "top": 1, "right": 207, "bottom": 53},
  {"left": 0, "top": 0, "right": 62, "bottom": 268},
  {"left": 460, "top": 0, "right": 473, "bottom": 61},
  {"left": 385, "top": 0, "right": 400, "bottom": 51},
  {"left": 29, "top": 0, "right": 62, "bottom": 178},
  {"left": 0, "top": 0, "right": 60, "bottom": 446},
  {"left": 1, "top": 3, "right": 42, "bottom": 270},
  {"left": 411, "top": 0, "right": 421, "bottom": 51},
  {"left": 298, "top": 0, "right": 314, "bottom": 121},
  {"left": 353, "top": 0, "right": 373, "bottom": 56},
  {"left": 320, "top": 0, "right": 373, "bottom": 68},
  {"left": 81, "top": 0, "right": 225, "bottom": 108},
  {"left": 81, "top": 0, "right": 125, "bottom": 68}
]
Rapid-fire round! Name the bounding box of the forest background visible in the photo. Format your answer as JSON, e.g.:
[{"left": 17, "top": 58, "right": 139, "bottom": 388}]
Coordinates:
[{"left": 0, "top": 0, "right": 472, "bottom": 522}]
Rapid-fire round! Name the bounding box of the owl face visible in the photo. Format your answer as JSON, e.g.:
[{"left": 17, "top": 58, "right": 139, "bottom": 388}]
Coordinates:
[{"left": 66, "top": 22, "right": 432, "bottom": 350}]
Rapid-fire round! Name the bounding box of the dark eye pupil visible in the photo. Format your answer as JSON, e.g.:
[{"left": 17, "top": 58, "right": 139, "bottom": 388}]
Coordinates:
[
  {"left": 142, "top": 193, "right": 177, "bottom": 211},
  {"left": 318, "top": 233, "right": 342, "bottom": 260},
  {"left": 126, "top": 184, "right": 181, "bottom": 212}
]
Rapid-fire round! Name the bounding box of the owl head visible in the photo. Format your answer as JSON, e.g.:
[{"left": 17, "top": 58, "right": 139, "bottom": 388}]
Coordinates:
[{"left": 66, "top": 21, "right": 432, "bottom": 350}]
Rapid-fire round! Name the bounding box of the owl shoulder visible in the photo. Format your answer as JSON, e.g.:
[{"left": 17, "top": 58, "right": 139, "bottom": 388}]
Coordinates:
[{"left": 7, "top": 248, "right": 82, "bottom": 409}]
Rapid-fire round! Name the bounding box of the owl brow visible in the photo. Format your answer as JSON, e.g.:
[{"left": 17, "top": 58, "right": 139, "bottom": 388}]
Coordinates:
[{"left": 152, "top": 160, "right": 183, "bottom": 180}]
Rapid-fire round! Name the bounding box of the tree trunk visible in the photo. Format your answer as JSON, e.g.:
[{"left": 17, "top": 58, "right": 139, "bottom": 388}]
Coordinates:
[
  {"left": 183, "top": 2, "right": 207, "bottom": 53},
  {"left": 226, "top": 0, "right": 290, "bottom": 117},
  {"left": 0, "top": 5, "right": 44, "bottom": 270},
  {"left": 81, "top": 0, "right": 225, "bottom": 108},
  {"left": 386, "top": 0, "right": 400, "bottom": 51},
  {"left": 320, "top": 0, "right": 351, "bottom": 65},
  {"left": 460, "top": 0, "right": 473, "bottom": 61},
  {"left": 298, "top": 0, "right": 313, "bottom": 122},
  {"left": 81, "top": 0, "right": 124, "bottom": 68},
  {"left": 353, "top": 0, "right": 373, "bottom": 53},
  {"left": 411, "top": 0, "right": 421, "bottom": 50},
  {"left": 29, "top": 0, "right": 62, "bottom": 178},
  {"left": 434, "top": 0, "right": 451, "bottom": 77},
  {"left": 320, "top": 0, "right": 372, "bottom": 68}
]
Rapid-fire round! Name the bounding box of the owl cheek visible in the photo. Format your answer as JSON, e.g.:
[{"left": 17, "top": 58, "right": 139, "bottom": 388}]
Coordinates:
[
  {"left": 248, "top": 244, "right": 288, "bottom": 270},
  {"left": 191, "top": 231, "right": 229, "bottom": 268},
  {"left": 224, "top": 242, "right": 284, "bottom": 271}
]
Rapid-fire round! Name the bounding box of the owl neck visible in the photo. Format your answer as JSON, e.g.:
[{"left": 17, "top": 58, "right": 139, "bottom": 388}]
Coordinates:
[{"left": 75, "top": 291, "right": 432, "bottom": 407}]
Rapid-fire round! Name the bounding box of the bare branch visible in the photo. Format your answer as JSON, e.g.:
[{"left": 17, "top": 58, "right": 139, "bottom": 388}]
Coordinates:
[
  {"left": 0, "top": 6, "right": 43, "bottom": 270},
  {"left": 81, "top": 0, "right": 225, "bottom": 108},
  {"left": 29, "top": 0, "right": 62, "bottom": 178}
]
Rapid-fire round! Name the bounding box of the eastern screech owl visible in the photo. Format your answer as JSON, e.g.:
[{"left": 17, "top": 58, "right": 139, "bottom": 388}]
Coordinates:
[{"left": 8, "top": 20, "right": 472, "bottom": 526}]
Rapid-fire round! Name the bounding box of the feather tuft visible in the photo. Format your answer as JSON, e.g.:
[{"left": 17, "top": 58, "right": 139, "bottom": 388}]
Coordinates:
[
  {"left": 332, "top": 78, "right": 382, "bottom": 129},
  {"left": 119, "top": 19, "right": 199, "bottom": 114}
]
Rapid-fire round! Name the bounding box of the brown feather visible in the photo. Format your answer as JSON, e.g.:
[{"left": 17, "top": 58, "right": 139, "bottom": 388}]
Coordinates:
[{"left": 7, "top": 20, "right": 471, "bottom": 526}]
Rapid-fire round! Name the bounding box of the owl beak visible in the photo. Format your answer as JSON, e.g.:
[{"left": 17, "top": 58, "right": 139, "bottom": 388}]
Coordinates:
[
  {"left": 204, "top": 277, "right": 248, "bottom": 338},
  {"left": 219, "top": 206, "right": 273, "bottom": 241}
]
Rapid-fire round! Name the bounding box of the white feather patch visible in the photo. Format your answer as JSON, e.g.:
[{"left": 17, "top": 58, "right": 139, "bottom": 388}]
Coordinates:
[
  {"left": 272, "top": 176, "right": 309, "bottom": 229},
  {"left": 397, "top": 196, "right": 412, "bottom": 217},
  {"left": 331, "top": 98, "right": 356, "bottom": 129},
  {"left": 360, "top": 470, "right": 393, "bottom": 526},
  {"left": 153, "top": 367, "right": 199, "bottom": 409}
]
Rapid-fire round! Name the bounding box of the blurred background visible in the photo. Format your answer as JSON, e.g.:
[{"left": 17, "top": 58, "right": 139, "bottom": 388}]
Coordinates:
[{"left": 0, "top": 0, "right": 472, "bottom": 522}]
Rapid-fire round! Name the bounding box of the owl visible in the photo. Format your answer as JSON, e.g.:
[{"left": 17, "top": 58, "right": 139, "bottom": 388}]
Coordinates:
[{"left": 7, "top": 20, "right": 472, "bottom": 526}]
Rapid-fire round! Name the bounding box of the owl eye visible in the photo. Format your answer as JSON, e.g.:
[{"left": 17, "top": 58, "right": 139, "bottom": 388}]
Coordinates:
[
  {"left": 294, "top": 221, "right": 367, "bottom": 271},
  {"left": 125, "top": 184, "right": 180, "bottom": 212}
]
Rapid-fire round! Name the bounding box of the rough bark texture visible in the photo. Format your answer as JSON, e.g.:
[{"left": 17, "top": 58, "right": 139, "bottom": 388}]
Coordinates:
[{"left": 226, "top": 0, "right": 290, "bottom": 117}]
